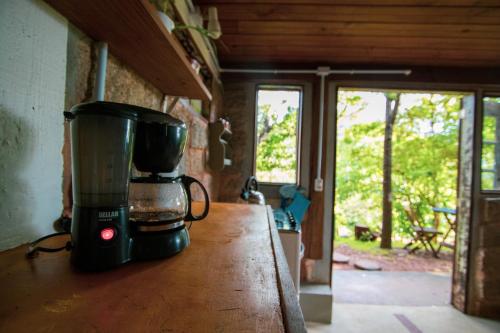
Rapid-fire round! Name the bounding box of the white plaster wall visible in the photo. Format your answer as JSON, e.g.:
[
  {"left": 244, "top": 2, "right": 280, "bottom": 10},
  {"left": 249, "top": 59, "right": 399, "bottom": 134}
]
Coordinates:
[{"left": 0, "top": 0, "right": 67, "bottom": 250}]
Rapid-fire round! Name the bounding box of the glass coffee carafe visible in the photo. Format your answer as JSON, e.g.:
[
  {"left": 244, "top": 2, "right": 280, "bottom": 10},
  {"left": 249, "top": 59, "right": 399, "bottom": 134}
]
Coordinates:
[{"left": 129, "top": 174, "right": 209, "bottom": 231}]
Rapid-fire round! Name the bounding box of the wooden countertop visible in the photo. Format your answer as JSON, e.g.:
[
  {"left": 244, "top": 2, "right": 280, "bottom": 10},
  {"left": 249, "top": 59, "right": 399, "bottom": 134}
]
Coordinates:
[{"left": 0, "top": 203, "right": 305, "bottom": 332}]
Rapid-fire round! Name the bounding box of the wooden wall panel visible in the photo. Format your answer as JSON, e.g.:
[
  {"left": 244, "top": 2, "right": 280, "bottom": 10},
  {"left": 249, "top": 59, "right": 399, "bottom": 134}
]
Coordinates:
[
  {"left": 220, "top": 21, "right": 500, "bottom": 40},
  {"left": 301, "top": 77, "right": 325, "bottom": 260},
  {"left": 222, "top": 35, "right": 500, "bottom": 51},
  {"left": 220, "top": 46, "right": 500, "bottom": 65},
  {"left": 210, "top": 4, "right": 500, "bottom": 25},
  {"left": 199, "top": 0, "right": 500, "bottom": 6}
]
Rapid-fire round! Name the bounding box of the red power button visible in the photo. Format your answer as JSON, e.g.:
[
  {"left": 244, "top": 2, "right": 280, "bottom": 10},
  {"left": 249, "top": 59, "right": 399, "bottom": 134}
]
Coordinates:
[{"left": 100, "top": 228, "right": 115, "bottom": 241}]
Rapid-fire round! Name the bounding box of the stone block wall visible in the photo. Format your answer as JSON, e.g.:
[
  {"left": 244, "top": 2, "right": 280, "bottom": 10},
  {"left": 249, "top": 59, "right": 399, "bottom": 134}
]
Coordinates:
[
  {"left": 216, "top": 80, "right": 256, "bottom": 202},
  {"left": 170, "top": 99, "right": 219, "bottom": 201}
]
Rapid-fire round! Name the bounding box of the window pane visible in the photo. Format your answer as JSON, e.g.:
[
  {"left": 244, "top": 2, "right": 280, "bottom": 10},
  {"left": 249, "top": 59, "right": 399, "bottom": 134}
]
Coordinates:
[
  {"left": 482, "top": 172, "right": 495, "bottom": 190},
  {"left": 481, "top": 96, "right": 500, "bottom": 190},
  {"left": 255, "top": 88, "right": 301, "bottom": 183},
  {"left": 482, "top": 141, "right": 495, "bottom": 170}
]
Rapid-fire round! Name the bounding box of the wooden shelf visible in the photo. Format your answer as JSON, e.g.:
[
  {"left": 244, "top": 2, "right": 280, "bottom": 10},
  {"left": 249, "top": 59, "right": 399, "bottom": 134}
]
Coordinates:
[
  {"left": 172, "top": 0, "right": 220, "bottom": 81},
  {"left": 45, "top": 0, "right": 212, "bottom": 101}
]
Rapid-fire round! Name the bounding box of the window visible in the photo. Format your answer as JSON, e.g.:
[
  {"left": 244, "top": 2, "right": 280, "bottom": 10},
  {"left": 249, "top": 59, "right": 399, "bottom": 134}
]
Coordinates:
[
  {"left": 481, "top": 96, "right": 500, "bottom": 190},
  {"left": 255, "top": 86, "right": 302, "bottom": 184}
]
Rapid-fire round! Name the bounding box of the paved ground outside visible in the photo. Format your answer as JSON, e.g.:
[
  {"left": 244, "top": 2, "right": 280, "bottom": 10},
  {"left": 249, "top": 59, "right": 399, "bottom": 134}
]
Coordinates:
[
  {"left": 307, "top": 304, "right": 500, "bottom": 333},
  {"left": 307, "top": 242, "right": 500, "bottom": 332},
  {"left": 306, "top": 270, "right": 500, "bottom": 332},
  {"left": 332, "top": 271, "right": 451, "bottom": 306}
]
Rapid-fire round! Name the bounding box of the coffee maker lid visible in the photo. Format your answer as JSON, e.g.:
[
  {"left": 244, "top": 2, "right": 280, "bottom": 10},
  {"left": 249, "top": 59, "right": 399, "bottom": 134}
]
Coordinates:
[
  {"left": 69, "top": 101, "right": 142, "bottom": 120},
  {"left": 69, "top": 101, "right": 186, "bottom": 127},
  {"left": 135, "top": 108, "right": 186, "bottom": 127}
]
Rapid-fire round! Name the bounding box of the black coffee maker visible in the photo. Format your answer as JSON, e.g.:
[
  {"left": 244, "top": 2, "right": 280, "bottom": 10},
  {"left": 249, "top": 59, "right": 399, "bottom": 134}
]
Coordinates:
[{"left": 65, "top": 101, "right": 209, "bottom": 271}]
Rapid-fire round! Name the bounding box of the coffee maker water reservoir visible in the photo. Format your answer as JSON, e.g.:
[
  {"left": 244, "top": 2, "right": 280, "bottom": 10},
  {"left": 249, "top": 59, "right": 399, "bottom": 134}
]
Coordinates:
[{"left": 65, "top": 102, "right": 139, "bottom": 270}]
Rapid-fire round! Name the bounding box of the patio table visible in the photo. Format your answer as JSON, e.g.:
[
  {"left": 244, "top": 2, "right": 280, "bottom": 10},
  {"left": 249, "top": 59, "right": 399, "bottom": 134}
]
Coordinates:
[{"left": 432, "top": 207, "right": 457, "bottom": 253}]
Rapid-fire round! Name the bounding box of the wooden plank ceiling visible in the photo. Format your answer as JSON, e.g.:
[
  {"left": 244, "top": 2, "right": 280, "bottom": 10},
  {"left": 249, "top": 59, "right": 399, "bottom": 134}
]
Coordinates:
[{"left": 197, "top": 0, "right": 500, "bottom": 67}]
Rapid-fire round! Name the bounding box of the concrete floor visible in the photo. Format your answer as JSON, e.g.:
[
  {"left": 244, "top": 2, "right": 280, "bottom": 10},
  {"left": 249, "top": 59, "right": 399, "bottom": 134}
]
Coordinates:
[
  {"left": 306, "top": 271, "right": 500, "bottom": 333},
  {"left": 332, "top": 271, "right": 451, "bottom": 306},
  {"left": 307, "top": 303, "right": 500, "bottom": 333}
]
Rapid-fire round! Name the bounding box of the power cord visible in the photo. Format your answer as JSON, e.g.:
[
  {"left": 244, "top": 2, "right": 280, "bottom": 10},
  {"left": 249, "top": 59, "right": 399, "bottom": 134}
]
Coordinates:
[{"left": 26, "top": 232, "right": 72, "bottom": 259}]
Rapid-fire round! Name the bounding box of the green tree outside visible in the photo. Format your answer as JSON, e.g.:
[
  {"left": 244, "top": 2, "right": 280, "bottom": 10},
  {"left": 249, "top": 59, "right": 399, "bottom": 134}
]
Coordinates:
[
  {"left": 335, "top": 91, "right": 461, "bottom": 240},
  {"left": 255, "top": 90, "right": 300, "bottom": 183}
]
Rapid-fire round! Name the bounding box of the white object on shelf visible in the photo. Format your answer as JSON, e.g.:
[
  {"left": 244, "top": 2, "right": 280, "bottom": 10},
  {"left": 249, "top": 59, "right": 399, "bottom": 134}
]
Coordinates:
[
  {"left": 157, "top": 11, "right": 174, "bottom": 33},
  {"left": 191, "top": 58, "right": 201, "bottom": 74}
]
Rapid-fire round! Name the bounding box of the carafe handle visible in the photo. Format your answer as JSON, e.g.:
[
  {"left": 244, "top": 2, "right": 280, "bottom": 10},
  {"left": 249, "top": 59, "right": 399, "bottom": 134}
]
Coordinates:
[
  {"left": 181, "top": 175, "right": 210, "bottom": 221},
  {"left": 63, "top": 111, "right": 75, "bottom": 121}
]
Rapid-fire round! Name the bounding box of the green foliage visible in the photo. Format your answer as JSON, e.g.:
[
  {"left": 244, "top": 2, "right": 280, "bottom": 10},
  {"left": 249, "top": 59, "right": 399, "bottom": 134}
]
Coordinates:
[
  {"left": 359, "top": 231, "right": 374, "bottom": 242},
  {"left": 480, "top": 97, "right": 500, "bottom": 190},
  {"left": 335, "top": 92, "right": 461, "bottom": 239},
  {"left": 335, "top": 93, "right": 384, "bottom": 231},
  {"left": 481, "top": 116, "right": 496, "bottom": 189},
  {"left": 335, "top": 121, "right": 384, "bottom": 230},
  {"left": 392, "top": 95, "right": 460, "bottom": 236},
  {"left": 256, "top": 103, "right": 298, "bottom": 183}
]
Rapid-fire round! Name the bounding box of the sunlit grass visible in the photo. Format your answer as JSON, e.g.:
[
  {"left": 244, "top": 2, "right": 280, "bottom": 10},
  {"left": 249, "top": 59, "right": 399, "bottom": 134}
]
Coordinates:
[
  {"left": 334, "top": 236, "right": 453, "bottom": 256},
  {"left": 334, "top": 237, "right": 406, "bottom": 256}
]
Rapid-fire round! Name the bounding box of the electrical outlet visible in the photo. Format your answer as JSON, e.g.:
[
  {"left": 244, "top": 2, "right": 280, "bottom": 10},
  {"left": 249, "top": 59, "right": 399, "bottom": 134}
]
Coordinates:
[{"left": 314, "top": 178, "right": 324, "bottom": 192}]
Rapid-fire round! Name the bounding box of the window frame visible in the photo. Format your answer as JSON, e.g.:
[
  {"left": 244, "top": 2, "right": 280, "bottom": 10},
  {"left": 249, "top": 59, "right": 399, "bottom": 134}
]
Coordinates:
[
  {"left": 480, "top": 93, "right": 500, "bottom": 192},
  {"left": 253, "top": 84, "right": 304, "bottom": 186}
]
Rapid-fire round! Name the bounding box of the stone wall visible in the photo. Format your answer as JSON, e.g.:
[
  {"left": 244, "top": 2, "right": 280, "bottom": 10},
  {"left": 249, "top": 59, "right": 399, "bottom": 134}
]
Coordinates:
[
  {"left": 170, "top": 99, "right": 219, "bottom": 201},
  {"left": 217, "top": 80, "right": 256, "bottom": 202}
]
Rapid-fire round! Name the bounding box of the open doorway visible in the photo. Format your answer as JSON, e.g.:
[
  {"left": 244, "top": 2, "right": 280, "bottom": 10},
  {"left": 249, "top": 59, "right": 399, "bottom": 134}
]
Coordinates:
[{"left": 332, "top": 88, "right": 466, "bottom": 308}]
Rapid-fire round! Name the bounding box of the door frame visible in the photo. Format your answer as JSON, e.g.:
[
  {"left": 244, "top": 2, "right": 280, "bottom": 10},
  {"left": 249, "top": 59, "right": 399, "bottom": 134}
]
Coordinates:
[
  {"left": 328, "top": 79, "right": 500, "bottom": 313},
  {"left": 467, "top": 90, "right": 500, "bottom": 316}
]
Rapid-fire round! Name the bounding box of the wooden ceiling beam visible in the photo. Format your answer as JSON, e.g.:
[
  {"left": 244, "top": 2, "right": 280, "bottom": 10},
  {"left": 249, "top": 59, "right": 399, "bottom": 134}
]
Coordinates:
[
  {"left": 219, "top": 21, "right": 500, "bottom": 40},
  {"left": 219, "top": 54, "right": 499, "bottom": 67},
  {"left": 209, "top": 4, "right": 500, "bottom": 25},
  {"left": 221, "top": 34, "right": 500, "bottom": 51},
  {"left": 221, "top": 45, "right": 500, "bottom": 62},
  {"left": 197, "top": 0, "right": 500, "bottom": 7}
]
